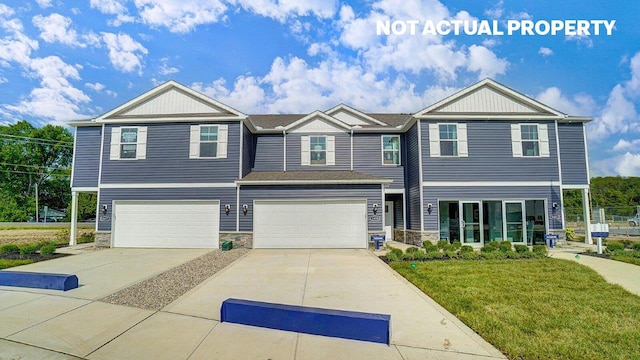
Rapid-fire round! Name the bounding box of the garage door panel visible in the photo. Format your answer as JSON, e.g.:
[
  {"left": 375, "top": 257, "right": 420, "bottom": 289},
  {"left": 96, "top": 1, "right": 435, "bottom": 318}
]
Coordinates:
[
  {"left": 113, "top": 201, "right": 219, "bottom": 248},
  {"left": 254, "top": 200, "right": 367, "bottom": 249}
]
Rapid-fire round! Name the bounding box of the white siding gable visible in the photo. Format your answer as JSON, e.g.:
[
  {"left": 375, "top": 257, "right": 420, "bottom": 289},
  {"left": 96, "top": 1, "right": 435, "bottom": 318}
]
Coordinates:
[
  {"left": 435, "top": 87, "right": 540, "bottom": 114},
  {"left": 121, "top": 89, "right": 224, "bottom": 116},
  {"left": 290, "top": 119, "right": 347, "bottom": 133},
  {"left": 331, "top": 111, "right": 371, "bottom": 125}
]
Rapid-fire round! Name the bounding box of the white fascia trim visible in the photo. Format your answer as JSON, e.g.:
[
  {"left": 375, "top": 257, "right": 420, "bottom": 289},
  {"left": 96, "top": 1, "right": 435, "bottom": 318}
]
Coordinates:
[
  {"left": 100, "top": 116, "right": 246, "bottom": 123},
  {"left": 100, "top": 183, "right": 237, "bottom": 189},
  {"left": 423, "top": 181, "right": 561, "bottom": 187},
  {"left": 417, "top": 121, "right": 425, "bottom": 232},
  {"left": 72, "top": 187, "right": 99, "bottom": 192},
  {"left": 562, "top": 184, "right": 590, "bottom": 189},
  {"left": 583, "top": 123, "right": 591, "bottom": 184},
  {"left": 236, "top": 180, "right": 393, "bottom": 186},
  {"left": 384, "top": 188, "right": 405, "bottom": 194},
  {"left": 417, "top": 115, "right": 563, "bottom": 120},
  {"left": 70, "top": 127, "right": 77, "bottom": 188}
]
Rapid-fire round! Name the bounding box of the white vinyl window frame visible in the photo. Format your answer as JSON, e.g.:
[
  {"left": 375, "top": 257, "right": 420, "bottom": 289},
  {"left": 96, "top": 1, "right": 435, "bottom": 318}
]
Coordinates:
[
  {"left": 428, "top": 123, "right": 468, "bottom": 157},
  {"left": 511, "top": 123, "right": 549, "bottom": 158},
  {"left": 110, "top": 126, "right": 147, "bottom": 160},
  {"left": 301, "top": 135, "right": 335, "bottom": 166},
  {"left": 381, "top": 135, "right": 401, "bottom": 165},
  {"left": 189, "top": 124, "right": 228, "bottom": 159}
]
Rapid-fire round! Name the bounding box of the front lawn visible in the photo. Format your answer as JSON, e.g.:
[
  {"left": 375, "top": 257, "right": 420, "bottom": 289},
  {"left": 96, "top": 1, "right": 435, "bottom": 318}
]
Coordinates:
[
  {"left": 0, "top": 258, "right": 34, "bottom": 269},
  {"left": 391, "top": 259, "right": 640, "bottom": 360}
]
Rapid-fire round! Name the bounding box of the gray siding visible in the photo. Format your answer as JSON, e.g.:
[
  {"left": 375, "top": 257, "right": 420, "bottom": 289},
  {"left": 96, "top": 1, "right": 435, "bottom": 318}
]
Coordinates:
[
  {"left": 422, "top": 120, "right": 560, "bottom": 182},
  {"left": 558, "top": 123, "right": 589, "bottom": 185},
  {"left": 286, "top": 133, "right": 351, "bottom": 171},
  {"left": 72, "top": 126, "right": 102, "bottom": 188},
  {"left": 239, "top": 185, "right": 383, "bottom": 232},
  {"left": 252, "top": 134, "right": 283, "bottom": 171},
  {"left": 423, "top": 185, "right": 563, "bottom": 231},
  {"left": 353, "top": 133, "right": 405, "bottom": 189},
  {"left": 386, "top": 193, "right": 404, "bottom": 229},
  {"left": 242, "top": 124, "right": 253, "bottom": 177},
  {"left": 101, "top": 122, "right": 240, "bottom": 184},
  {"left": 405, "top": 123, "right": 422, "bottom": 230},
  {"left": 97, "top": 187, "right": 237, "bottom": 231}
]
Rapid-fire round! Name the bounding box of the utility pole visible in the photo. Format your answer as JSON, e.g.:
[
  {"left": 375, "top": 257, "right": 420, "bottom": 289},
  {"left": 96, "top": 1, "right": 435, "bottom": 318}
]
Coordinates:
[{"left": 35, "top": 182, "right": 38, "bottom": 222}]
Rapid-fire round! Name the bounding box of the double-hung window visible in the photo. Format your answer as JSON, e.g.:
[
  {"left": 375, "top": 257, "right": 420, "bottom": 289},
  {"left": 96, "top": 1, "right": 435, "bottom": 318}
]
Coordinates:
[
  {"left": 382, "top": 135, "right": 400, "bottom": 165},
  {"left": 110, "top": 126, "right": 147, "bottom": 160},
  {"left": 190, "top": 124, "right": 228, "bottom": 159},
  {"left": 301, "top": 135, "right": 335, "bottom": 166},
  {"left": 428, "top": 123, "right": 468, "bottom": 157},
  {"left": 511, "top": 123, "right": 549, "bottom": 157}
]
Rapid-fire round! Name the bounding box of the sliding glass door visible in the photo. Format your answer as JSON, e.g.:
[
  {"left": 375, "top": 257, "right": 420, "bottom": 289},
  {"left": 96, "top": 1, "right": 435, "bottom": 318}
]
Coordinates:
[
  {"left": 505, "top": 201, "right": 525, "bottom": 243},
  {"left": 461, "top": 201, "right": 482, "bottom": 244}
]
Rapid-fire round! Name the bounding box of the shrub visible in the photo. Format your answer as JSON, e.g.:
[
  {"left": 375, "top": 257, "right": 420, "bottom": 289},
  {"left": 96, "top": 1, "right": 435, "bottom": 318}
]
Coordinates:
[
  {"left": 499, "top": 241, "right": 513, "bottom": 252},
  {"left": 460, "top": 245, "right": 474, "bottom": 253},
  {"left": 389, "top": 247, "right": 404, "bottom": 258},
  {"left": 444, "top": 250, "right": 458, "bottom": 259},
  {"left": 514, "top": 244, "right": 530, "bottom": 253},
  {"left": 19, "top": 243, "right": 40, "bottom": 256},
  {"left": 532, "top": 245, "right": 548, "bottom": 257},
  {"left": 39, "top": 242, "right": 56, "bottom": 255},
  {"left": 566, "top": 227, "right": 575, "bottom": 242},
  {"left": 451, "top": 241, "right": 462, "bottom": 250},
  {"left": 481, "top": 241, "right": 500, "bottom": 252},
  {"left": 405, "top": 246, "right": 420, "bottom": 253},
  {"left": 422, "top": 241, "right": 439, "bottom": 252},
  {"left": 461, "top": 251, "right": 479, "bottom": 260},
  {"left": 505, "top": 251, "right": 520, "bottom": 259},
  {"left": 437, "top": 240, "right": 449, "bottom": 249},
  {"left": 386, "top": 251, "right": 400, "bottom": 262},
  {"left": 425, "top": 251, "right": 444, "bottom": 260},
  {"left": 78, "top": 231, "right": 95, "bottom": 244},
  {"left": 0, "top": 244, "right": 20, "bottom": 255},
  {"left": 632, "top": 242, "right": 640, "bottom": 251},
  {"left": 605, "top": 241, "right": 625, "bottom": 253}
]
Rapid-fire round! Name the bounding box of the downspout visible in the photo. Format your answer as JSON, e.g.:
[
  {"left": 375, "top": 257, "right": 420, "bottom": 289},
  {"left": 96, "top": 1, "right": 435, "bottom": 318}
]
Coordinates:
[
  {"left": 350, "top": 128, "right": 354, "bottom": 171},
  {"left": 283, "top": 130, "right": 287, "bottom": 172}
]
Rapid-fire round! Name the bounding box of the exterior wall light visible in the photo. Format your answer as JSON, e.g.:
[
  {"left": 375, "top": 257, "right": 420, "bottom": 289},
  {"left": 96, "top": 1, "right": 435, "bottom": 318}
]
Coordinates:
[
  {"left": 101, "top": 204, "right": 108, "bottom": 215},
  {"left": 427, "top": 203, "right": 433, "bottom": 214},
  {"left": 552, "top": 202, "right": 558, "bottom": 210},
  {"left": 242, "top": 204, "right": 248, "bottom": 215},
  {"left": 373, "top": 203, "right": 379, "bottom": 214},
  {"left": 225, "top": 204, "right": 231, "bottom": 215}
]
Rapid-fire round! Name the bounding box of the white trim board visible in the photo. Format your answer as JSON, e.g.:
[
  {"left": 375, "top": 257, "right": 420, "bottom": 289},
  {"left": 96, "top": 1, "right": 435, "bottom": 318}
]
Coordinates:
[
  {"left": 423, "top": 181, "right": 561, "bottom": 187},
  {"left": 72, "top": 187, "right": 99, "bottom": 192},
  {"left": 100, "top": 183, "right": 237, "bottom": 189}
]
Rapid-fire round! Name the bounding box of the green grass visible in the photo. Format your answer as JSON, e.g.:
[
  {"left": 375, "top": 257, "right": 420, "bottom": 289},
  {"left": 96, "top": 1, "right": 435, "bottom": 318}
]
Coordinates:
[
  {"left": 391, "top": 259, "right": 640, "bottom": 360},
  {"left": 0, "top": 259, "right": 34, "bottom": 269},
  {"left": 610, "top": 254, "right": 640, "bottom": 266}
]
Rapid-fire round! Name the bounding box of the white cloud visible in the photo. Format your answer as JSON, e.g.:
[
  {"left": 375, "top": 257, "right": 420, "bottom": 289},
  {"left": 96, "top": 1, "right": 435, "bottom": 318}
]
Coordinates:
[
  {"left": 135, "top": 0, "right": 228, "bottom": 33},
  {"left": 90, "top": 0, "right": 127, "bottom": 15},
  {"left": 590, "top": 84, "right": 639, "bottom": 139},
  {"left": 35, "top": 0, "right": 53, "bottom": 8},
  {"left": 467, "top": 45, "right": 508, "bottom": 79},
  {"left": 0, "top": 4, "right": 15, "bottom": 17},
  {"left": 538, "top": 47, "right": 553, "bottom": 57},
  {"left": 86, "top": 82, "right": 106, "bottom": 92},
  {"left": 101, "top": 32, "right": 148, "bottom": 73},
  {"left": 484, "top": 0, "right": 503, "bottom": 19},
  {"left": 612, "top": 139, "right": 640, "bottom": 152},
  {"left": 32, "top": 14, "right": 80, "bottom": 46},
  {"left": 535, "top": 87, "right": 596, "bottom": 116},
  {"left": 0, "top": 77, "right": 7, "bottom": 84},
  {"left": 230, "top": 0, "right": 338, "bottom": 22},
  {"left": 159, "top": 58, "right": 179, "bottom": 75},
  {"left": 594, "top": 152, "right": 640, "bottom": 176}
]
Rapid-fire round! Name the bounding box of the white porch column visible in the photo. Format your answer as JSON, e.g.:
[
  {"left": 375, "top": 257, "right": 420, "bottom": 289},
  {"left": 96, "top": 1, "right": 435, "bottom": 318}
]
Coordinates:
[
  {"left": 582, "top": 188, "right": 592, "bottom": 245},
  {"left": 69, "top": 191, "right": 78, "bottom": 246}
]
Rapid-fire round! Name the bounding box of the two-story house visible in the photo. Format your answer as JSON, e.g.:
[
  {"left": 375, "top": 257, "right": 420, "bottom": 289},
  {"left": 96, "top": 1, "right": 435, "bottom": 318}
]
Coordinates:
[{"left": 68, "top": 79, "right": 592, "bottom": 249}]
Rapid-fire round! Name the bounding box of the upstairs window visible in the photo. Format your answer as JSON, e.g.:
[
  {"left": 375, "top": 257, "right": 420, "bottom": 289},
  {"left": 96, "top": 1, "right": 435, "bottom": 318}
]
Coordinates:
[
  {"left": 428, "top": 123, "right": 468, "bottom": 157},
  {"left": 190, "top": 124, "right": 228, "bottom": 159},
  {"left": 511, "top": 124, "right": 549, "bottom": 157},
  {"left": 301, "top": 135, "right": 335, "bottom": 166},
  {"left": 110, "top": 126, "right": 147, "bottom": 160},
  {"left": 382, "top": 135, "right": 400, "bottom": 165}
]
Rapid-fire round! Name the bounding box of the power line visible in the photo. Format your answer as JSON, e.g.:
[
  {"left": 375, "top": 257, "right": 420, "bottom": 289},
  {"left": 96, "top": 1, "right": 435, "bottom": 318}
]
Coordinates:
[
  {"left": 0, "top": 133, "right": 73, "bottom": 148},
  {"left": 0, "top": 162, "right": 69, "bottom": 170},
  {"left": 1, "top": 169, "right": 70, "bottom": 178}
]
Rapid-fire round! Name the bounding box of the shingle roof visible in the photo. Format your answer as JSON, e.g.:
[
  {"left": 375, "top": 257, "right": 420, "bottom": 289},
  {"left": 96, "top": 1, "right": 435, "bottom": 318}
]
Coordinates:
[
  {"left": 247, "top": 113, "right": 414, "bottom": 130},
  {"left": 237, "top": 171, "right": 392, "bottom": 184}
]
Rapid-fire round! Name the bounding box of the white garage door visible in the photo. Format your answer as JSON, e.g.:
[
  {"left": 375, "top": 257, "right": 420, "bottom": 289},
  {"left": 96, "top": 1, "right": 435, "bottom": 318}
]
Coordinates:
[
  {"left": 253, "top": 199, "right": 367, "bottom": 249},
  {"left": 113, "top": 200, "right": 219, "bottom": 248}
]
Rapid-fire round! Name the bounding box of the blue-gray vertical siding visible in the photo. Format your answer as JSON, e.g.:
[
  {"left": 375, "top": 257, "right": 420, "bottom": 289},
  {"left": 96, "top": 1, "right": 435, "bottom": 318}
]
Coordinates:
[
  {"left": 252, "top": 134, "right": 283, "bottom": 171},
  {"left": 405, "top": 123, "right": 422, "bottom": 230},
  {"left": 558, "top": 122, "right": 589, "bottom": 184},
  {"left": 97, "top": 187, "right": 237, "bottom": 231},
  {"left": 72, "top": 126, "right": 102, "bottom": 188},
  {"left": 286, "top": 133, "right": 351, "bottom": 171},
  {"left": 239, "top": 185, "right": 383, "bottom": 232},
  {"left": 101, "top": 122, "right": 240, "bottom": 183},
  {"left": 422, "top": 186, "right": 563, "bottom": 231},
  {"left": 353, "top": 133, "right": 405, "bottom": 189},
  {"left": 242, "top": 124, "right": 253, "bottom": 177},
  {"left": 422, "top": 121, "right": 560, "bottom": 182}
]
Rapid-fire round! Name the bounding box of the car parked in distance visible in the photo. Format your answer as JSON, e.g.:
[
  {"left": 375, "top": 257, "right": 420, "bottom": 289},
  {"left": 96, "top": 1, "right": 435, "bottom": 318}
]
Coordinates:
[{"left": 629, "top": 214, "right": 640, "bottom": 227}]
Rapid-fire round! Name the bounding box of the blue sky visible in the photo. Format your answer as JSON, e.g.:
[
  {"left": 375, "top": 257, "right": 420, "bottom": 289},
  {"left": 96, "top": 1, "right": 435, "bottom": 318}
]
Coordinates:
[{"left": 1, "top": 0, "right": 639, "bottom": 176}]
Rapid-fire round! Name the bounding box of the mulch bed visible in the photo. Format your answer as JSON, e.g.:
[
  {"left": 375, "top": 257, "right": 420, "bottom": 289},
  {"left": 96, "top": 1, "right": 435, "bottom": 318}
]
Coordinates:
[{"left": 0, "top": 253, "right": 70, "bottom": 263}]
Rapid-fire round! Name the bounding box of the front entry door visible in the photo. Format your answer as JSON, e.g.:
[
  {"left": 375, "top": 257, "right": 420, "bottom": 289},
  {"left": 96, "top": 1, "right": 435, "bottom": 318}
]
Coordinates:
[
  {"left": 384, "top": 201, "right": 394, "bottom": 241},
  {"left": 460, "top": 201, "right": 483, "bottom": 245}
]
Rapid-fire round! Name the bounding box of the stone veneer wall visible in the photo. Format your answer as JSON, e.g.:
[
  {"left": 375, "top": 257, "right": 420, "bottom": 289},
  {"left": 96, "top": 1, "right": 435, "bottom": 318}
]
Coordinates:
[
  {"left": 95, "top": 231, "right": 111, "bottom": 248},
  {"left": 395, "top": 230, "right": 439, "bottom": 246},
  {"left": 219, "top": 232, "right": 253, "bottom": 249}
]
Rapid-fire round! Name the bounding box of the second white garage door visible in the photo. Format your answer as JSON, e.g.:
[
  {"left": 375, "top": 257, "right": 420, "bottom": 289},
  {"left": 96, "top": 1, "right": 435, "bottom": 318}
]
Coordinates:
[
  {"left": 112, "top": 200, "right": 219, "bottom": 248},
  {"left": 253, "top": 199, "right": 367, "bottom": 249}
]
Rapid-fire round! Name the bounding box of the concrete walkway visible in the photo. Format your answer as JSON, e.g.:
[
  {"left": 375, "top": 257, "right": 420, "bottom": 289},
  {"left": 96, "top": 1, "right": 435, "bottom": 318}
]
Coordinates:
[
  {"left": 0, "top": 248, "right": 506, "bottom": 360},
  {"left": 550, "top": 246, "right": 640, "bottom": 296}
]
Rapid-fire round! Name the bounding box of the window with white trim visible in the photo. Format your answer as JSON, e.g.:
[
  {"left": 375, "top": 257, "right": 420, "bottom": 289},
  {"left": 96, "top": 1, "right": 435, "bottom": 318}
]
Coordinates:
[
  {"left": 428, "top": 123, "right": 468, "bottom": 157},
  {"left": 301, "top": 135, "right": 335, "bottom": 166},
  {"left": 510, "top": 123, "right": 549, "bottom": 157},
  {"left": 382, "top": 135, "right": 400, "bottom": 165},
  {"left": 110, "top": 126, "right": 147, "bottom": 160},
  {"left": 189, "top": 124, "right": 228, "bottom": 159}
]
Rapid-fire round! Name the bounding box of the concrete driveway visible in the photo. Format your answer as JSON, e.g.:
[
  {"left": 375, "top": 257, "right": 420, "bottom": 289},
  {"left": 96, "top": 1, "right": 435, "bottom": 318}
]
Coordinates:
[{"left": 0, "top": 248, "right": 505, "bottom": 360}]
